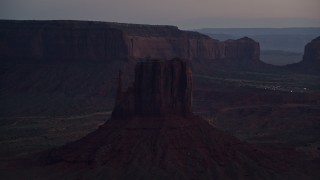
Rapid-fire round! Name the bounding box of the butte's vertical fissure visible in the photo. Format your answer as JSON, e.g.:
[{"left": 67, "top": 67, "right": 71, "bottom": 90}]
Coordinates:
[{"left": 112, "top": 58, "right": 192, "bottom": 118}]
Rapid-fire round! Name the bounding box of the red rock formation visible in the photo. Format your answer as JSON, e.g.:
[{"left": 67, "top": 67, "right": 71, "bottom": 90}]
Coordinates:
[
  {"left": 302, "top": 36, "right": 320, "bottom": 65},
  {"left": 288, "top": 36, "right": 320, "bottom": 73},
  {"left": 124, "top": 32, "right": 225, "bottom": 61},
  {"left": 0, "top": 20, "right": 261, "bottom": 64},
  {"left": 224, "top": 37, "right": 260, "bottom": 62},
  {"left": 112, "top": 58, "right": 192, "bottom": 117},
  {"left": 46, "top": 58, "right": 299, "bottom": 179}
]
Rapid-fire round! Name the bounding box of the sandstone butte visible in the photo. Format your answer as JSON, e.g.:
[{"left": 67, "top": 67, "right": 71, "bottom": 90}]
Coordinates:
[
  {"left": 287, "top": 36, "right": 320, "bottom": 73},
  {"left": 302, "top": 36, "right": 320, "bottom": 65},
  {"left": 45, "top": 58, "right": 300, "bottom": 179},
  {"left": 0, "top": 20, "right": 260, "bottom": 64}
]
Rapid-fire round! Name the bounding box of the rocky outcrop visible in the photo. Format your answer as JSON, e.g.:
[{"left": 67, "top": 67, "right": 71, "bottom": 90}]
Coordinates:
[
  {"left": 125, "top": 31, "right": 225, "bottom": 61},
  {"left": 0, "top": 20, "right": 261, "bottom": 64},
  {"left": 46, "top": 58, "right": 298, "bottom": 180},
  {"left": 224, "top": 37, "right": 260, "bottom": 62},
  {"left": 287, "top": 36, "right": 320, "bottom": 73},
  {"left": 112, "top": 58, "right": 192, "bottom": 117},
  {"left": 302, "top": 36, "right": 320, "bottom": 65}
]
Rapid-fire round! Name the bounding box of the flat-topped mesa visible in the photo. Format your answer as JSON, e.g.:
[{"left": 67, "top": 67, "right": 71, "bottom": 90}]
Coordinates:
[
  {"left": 112, "top": 58, "right": 192, "bottom": 118},
  {"left": 224, "top": 37, "right": 260, "bottom": 62},
  {"left": 0, "top": 20, "right": 260, "bottom": 63},
  {"left": 302, "top": 36, "right": 320, "bottom": 65},
  {"left": 0, "top": 20, "right": 130, "bottom": 61}
]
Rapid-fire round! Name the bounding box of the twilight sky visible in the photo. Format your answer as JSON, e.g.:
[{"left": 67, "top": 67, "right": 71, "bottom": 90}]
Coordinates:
[{"left": 1, "top": 0, "right": 320, "bottom": 29}]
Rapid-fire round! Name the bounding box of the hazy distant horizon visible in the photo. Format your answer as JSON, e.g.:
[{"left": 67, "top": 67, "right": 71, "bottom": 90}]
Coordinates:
[
  {"left": 0, "top": 18, "right": 320, "bottom": 30},
  {"left": 1, "top": 0, "right": 319, "bottom": 29}
]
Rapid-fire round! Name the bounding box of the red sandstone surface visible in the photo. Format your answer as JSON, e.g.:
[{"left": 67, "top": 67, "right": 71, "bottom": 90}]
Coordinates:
[
  {"left": 43, "top": 59, "right": 305, "bottom": 179},
  {"left": 0, "top": 20, "right": 261, "bottom": 64},
  {"left": 112, "top": 59, "right": 192, "bottom": 118},
  {"left": 0, "top": 20, "right": 319, "bottom": 179}
]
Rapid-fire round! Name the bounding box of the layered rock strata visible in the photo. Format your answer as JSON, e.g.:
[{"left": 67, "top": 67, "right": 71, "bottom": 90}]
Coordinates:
[
  {"left": 0, "top": 20, "right": 260, "bottom": 63},
  {"left": 224, "top": 37, "right": 260, "bottom": 62},
  {"left": 112, "top": 58, "right": 192, "bottom": 118}
]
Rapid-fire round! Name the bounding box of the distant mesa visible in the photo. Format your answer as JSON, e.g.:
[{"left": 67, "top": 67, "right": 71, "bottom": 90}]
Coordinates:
[
  {"left": 224, "top": 37, "right": 260, "bottom": 62},
  {"left": 46, "top": 58, "right": 296, "bottom": 179},
  {"left": 288, "top": 36, "right": 320, "bottom": 73},
  {"left": 302, "top": 36, "right": 320, "bottom": 65},
  {"left": 0, "top": 20, "right": 262, "bottom": 66}
]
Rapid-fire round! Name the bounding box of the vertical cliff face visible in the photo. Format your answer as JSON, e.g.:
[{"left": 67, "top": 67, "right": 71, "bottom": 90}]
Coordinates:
[
  {"left": 112, "top": 58, "right": 192, "bottom": 117},
  {"left": 188, "top": 37, "right": 226, "bottom": 60},
  {"left": 0, "top": 20, "right": 261, "bottom": 64},
  {"left": 125, "top": 31, "right": 226, "bottom": 61},
  {"left": 288, "top": 36, "right": 320, "bottom": 73},
  {"left": 224, "top": 37, "right": 260, "bottom": 62},
  {"left": 302, "top": 36, "right": 320, "bottom": 65},
  {"left": 0, "top": 20, "right": 129, "bottom": 61},
  {"left": 125, "top": 36, "right": 189, "bottom": 60}
]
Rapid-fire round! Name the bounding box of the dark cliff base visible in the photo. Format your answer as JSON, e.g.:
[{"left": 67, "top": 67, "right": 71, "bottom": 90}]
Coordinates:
[
  {"left": 3, "top": 116, "right": 316, "bottom": 180},
  {"left": 39, "top": 115, "right": 313, "bottom": 180}
]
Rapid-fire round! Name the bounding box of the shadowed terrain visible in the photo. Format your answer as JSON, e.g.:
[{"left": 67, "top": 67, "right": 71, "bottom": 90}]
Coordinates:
[{"left": 0, "top": 20, "right": 319, "bottom": 179}]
